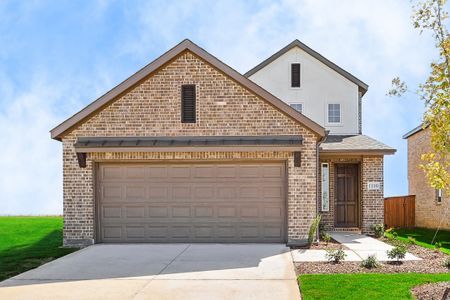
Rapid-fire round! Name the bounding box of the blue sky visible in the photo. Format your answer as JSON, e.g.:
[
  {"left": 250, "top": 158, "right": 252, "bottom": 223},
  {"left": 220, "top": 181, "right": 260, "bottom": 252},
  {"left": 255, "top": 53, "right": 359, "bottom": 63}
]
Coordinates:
[{"left": 0, "top": 0, "right": 445, "bottom": 214}]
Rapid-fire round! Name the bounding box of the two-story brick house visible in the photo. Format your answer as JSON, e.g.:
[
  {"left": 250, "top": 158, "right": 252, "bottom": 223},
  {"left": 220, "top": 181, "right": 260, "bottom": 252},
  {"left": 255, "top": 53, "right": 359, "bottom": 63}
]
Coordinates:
[{"left": 51, "top": 39, "right": 395, "bottom": 247}]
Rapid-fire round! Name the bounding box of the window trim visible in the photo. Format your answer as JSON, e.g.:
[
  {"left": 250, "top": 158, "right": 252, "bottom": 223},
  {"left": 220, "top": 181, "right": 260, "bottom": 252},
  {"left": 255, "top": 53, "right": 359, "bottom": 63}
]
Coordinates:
[
  {"left": 436, "top": 189, "right": 443, "bottom": 204},
  {"left": 290, "top": 63, "right": 302, "bottom": 89},
  {"left": 326, "top": 103, "right": 342, "bottom": 125},
  {"left": 181, "top": 84, "right": 196, "bottom": 123},
  {"left": 290, "top": 103, "right": 303, "bottom": 114}
]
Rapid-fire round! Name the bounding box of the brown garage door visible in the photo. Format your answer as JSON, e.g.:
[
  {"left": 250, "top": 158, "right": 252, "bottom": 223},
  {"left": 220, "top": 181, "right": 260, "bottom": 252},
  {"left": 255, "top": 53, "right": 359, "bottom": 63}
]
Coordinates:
[{"left": 97, "top": 162, "right": 286, "bottom": 243}]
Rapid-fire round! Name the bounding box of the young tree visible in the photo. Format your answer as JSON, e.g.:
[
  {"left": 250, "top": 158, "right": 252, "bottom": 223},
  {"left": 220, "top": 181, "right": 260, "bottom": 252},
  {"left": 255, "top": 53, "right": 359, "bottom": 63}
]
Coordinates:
[{"left": 389, "top": 0, "right": 450, "bottom": 195}]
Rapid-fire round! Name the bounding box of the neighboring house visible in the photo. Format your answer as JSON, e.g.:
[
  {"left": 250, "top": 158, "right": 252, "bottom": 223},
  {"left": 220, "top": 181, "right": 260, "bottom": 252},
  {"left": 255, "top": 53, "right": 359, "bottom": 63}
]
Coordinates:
[
  {"left": 403, "top": 125, "right": 449, "bottom": 230},
  {"left": 51, "top": 39, "right": 395, "bottom": 247}
]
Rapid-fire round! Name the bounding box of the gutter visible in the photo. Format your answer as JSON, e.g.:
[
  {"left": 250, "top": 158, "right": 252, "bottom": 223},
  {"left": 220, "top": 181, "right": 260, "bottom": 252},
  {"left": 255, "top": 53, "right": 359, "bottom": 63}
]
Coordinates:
[{"left": 316, "top": 131, "right": 329, "bottom": 242}]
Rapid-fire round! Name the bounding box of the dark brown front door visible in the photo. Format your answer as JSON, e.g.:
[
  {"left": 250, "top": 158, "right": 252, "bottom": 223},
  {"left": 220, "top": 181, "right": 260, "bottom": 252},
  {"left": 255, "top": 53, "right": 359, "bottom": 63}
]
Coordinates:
[{"left": 335, "top": 164, "right": 359, "bottom": 227}]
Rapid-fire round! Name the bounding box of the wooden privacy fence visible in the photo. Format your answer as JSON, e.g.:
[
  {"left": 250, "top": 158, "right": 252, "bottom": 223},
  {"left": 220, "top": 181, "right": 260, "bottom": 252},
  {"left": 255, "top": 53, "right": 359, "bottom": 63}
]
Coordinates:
[{"left": 384, "top": 195, "right": 415, "bottom": 229}]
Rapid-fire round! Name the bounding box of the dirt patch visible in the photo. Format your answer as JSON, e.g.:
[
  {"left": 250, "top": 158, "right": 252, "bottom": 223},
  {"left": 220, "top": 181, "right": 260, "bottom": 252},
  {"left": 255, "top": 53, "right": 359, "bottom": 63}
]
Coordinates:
[
  {"left": 411, "top": 281, "right": 450, "bottom": 300},
  {"left": 295, "top": 239, "right": 450, "bottom": 275}
]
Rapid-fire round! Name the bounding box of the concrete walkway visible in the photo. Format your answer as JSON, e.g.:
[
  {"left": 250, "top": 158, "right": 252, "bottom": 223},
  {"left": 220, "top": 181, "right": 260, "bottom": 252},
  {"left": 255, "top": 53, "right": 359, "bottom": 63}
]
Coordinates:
[
  {"left": 292, "top": 232, "right": 421, "bottom": 262},
  {"left": 0, "top": 244, "right": 300, "bottom": 300}
]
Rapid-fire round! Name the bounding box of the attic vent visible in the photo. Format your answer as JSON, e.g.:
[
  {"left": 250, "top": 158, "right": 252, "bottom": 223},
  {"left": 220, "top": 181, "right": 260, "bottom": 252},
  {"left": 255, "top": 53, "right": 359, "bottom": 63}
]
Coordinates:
[
  {"left": 291, "top": 63, "right": 301, "bottom": 88},
  {"left": 181, "top": 85, "right": 196, "bottom": 123}
]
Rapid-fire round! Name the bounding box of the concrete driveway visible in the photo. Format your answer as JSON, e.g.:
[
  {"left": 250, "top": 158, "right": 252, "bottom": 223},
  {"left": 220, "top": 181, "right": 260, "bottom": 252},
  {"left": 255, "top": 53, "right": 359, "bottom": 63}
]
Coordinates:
[{"left": 0, "top": 244, "right": 300, "bottom": 300}]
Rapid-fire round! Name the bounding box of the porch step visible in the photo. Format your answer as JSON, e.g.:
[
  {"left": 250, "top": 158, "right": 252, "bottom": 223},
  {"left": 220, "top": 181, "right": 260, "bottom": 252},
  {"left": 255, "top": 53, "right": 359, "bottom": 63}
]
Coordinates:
[{"left": 329, "top": 228, "right": 362, "bottom": 234}]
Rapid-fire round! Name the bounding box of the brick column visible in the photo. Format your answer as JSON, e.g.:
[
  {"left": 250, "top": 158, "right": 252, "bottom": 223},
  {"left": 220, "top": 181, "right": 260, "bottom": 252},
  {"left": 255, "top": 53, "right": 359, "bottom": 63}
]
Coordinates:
[{"left": 361, "top": 156, "right": 384, "bottom": 233}]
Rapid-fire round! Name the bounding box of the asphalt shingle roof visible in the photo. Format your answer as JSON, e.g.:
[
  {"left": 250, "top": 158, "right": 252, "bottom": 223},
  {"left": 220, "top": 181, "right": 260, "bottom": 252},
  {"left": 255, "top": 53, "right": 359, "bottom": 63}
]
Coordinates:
[{"left": 320, "top": 134, "right": 396, "bottom": 154}]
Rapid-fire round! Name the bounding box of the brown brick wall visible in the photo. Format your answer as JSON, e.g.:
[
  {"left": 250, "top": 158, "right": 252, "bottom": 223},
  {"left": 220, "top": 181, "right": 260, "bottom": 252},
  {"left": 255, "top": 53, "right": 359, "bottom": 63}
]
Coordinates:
[
  {"left": 408, "top": 128, "right": 449, "bottom": 230},
  {"left": 361, "top": 156, "right": 384, "bottom": 233},
  {"left": 61, "top": 51, "right": 318, "bottom": 246},
  {"left": 318, "top": 156, "right": 384, "bottom": 234}
]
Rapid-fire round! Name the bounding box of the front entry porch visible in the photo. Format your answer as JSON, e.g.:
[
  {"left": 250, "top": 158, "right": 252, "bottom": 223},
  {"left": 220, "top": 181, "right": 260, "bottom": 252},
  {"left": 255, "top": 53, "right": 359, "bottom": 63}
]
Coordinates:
[{"left": 318, "top": 155, "right": 384, "bottom": 234}]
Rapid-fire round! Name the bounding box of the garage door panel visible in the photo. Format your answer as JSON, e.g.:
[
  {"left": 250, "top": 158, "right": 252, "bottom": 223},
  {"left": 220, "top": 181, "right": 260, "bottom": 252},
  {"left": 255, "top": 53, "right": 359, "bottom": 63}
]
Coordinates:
[
  {"left": 148, "top": 206, "right": 169, "bottom": 217},
  {"left": 126, "top": 167, "right": 146, "bottom": 179},
  {"left": 125, "top": 206, "right": 146, "bottom": 218},
  {"left": 239, "top": 166, "right": 260, "bottom": 178},
  {"left": 264, "top": 207, "right": 282, "bottom": 218},
  {"left": 172, "top": 186, "right": 191, "bottom": 199},
  {"left": 126, "top": 226, "right": 145, "bottom": 238},
  {"left": 217, "top": 207, "right": 237, "bottom": 217},
  {"left": 103, "top": 226, "right": 122, "bottom": 239},
  {"left": 217, "top": 166, "right": 236, "bottom": 178},
  {"left": 148, "top": 186, "right": 168, "bottom": 198},
  {"left": 102, "top": 166, "right": 123, "bottom": 180},
  {"left": 98, "top": 162, "right": 286, "bottom": 243},
  {"left": 169, "top": 166, "right": 191, "bottom": 178},
  {"left": 240, "top": 207, "right": 259, "bottom": 218},
  {"left": 125, "top": 186, "right": 146, "bottom": 199},
  {"left": 103, "top": 206, "right": 122, "bottom": 219},
  {"left": 194, "top": 206, "right": 214, "bottom": 217},
  {"left": 193, "top": 166, "right": 215, "bottom": 178},
  {"left": 102, "top": 185, "right": 122, "bottom": 201},
  {"left": 193, "top": 186, "right": 214, "bottom": 198},
  {"left": 148, "top": 167, "right": 168, "bottom": 178}
]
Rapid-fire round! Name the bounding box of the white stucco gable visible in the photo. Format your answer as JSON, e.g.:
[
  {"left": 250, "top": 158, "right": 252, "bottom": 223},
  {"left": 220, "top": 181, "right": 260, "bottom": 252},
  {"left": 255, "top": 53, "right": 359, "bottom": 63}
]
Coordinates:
[{"left": 246, "top": 40, "right": 367, "bottom": 135}]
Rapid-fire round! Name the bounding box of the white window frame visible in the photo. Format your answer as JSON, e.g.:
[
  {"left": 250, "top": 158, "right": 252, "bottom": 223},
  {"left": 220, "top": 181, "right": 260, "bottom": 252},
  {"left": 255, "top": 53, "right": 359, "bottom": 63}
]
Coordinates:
[
  {"left": 290, "top": 103, "right": 303, "bottom": 113},
  {"left": 289, "top": 62, "right": 302, "bottom": 90},
  {"left": 321, "top": 163, "right": 330, "bottom": 212},
  {"left": 436, "top": 189, "right": 443, "bottom": 204},
  {"left": 326, "top": 103, "right": 342, "bottom": 125}
]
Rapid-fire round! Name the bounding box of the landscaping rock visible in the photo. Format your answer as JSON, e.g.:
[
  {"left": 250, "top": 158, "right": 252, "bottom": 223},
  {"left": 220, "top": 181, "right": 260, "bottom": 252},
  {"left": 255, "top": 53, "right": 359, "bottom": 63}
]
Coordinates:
[{"left": 411, "top": 281, "right": 450, "bottom": 300}]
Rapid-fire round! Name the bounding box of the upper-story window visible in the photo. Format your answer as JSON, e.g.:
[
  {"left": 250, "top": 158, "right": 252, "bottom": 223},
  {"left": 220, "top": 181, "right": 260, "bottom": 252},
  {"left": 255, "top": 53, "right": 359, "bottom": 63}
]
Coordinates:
[
  {"left": 181, "top": 84, "right": 196, "bottom": 123},
  {"left": 291, "top": 63, "right": 301, "bottom": 88},
  {"left": 327, "top": 103, "right": 341, "bottom": 124},
  {"left": 290, "top": 103, "right": 303, "bottom": 113}
]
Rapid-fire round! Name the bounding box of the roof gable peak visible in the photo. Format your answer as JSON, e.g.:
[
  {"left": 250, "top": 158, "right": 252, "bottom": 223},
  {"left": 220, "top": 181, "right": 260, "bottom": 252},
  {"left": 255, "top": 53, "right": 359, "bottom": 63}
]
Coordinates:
[
  {"left": 244, "top": 39, "right": 368, "bottom": 95},
  {"left": 50, "top": 39, "right": 325, "bottom": 140}
]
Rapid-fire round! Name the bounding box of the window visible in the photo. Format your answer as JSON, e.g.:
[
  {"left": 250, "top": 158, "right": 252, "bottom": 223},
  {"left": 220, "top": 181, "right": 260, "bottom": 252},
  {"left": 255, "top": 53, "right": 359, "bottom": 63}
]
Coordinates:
[
  {"left": 321, "top": 163, "right": 329, "bottom": 212},
  {"left": 181, "top": 85, "right": 196, "bottom": 123},
  {"left": 436, "top": 189, "right": 443, "bottom": 203},
  {"left": 328, "top": 103, "right": 341, "bottom": 123},
  {"left": 290, "top": 103, "right": 303, "bottom": 113},
  {"left": 291, "top": 63, "right": 301, "bottom": 87}
]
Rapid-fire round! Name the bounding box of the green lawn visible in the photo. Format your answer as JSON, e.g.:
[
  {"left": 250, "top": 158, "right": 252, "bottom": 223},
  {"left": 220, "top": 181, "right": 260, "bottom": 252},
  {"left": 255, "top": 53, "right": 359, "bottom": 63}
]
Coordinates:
[
  {"left": 0, "top": 216, "right": 77, "bottom": 281},
  {"left": 385, "top": 227, "right": 450, "bottom": 255},
  {"left": 299, "top": 273, "right": 450, "bottom": 300}
]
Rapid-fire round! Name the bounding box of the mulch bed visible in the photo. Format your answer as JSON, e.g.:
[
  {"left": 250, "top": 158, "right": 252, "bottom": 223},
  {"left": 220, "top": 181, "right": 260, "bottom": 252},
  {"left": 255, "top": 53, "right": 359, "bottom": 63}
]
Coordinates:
[
  {"left": 295, "top": 238, "right": 450, "bottom": 275},
  {"left": 411, "top": 281, "right": 450, "bottom": 300},
  {"left": 292, "top": 238, "right": 348, "bottom": 251}
]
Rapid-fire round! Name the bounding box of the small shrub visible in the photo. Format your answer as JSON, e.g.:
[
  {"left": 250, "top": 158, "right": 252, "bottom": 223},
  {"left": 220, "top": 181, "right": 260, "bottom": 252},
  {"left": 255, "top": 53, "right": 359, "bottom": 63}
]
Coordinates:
[
  {"left": 434, "top": 241, "right": 442, "bottom": 251},
  {"left": 443, "top": 257, "right": 450, "bottom": 269},
  {"left": 407, "top": 236, "right": 416, "bottom": 245},
  {"left": 321, "top": 232, "right": 331, "bottom": 245},
  {"left": 361, "top": 255, "right": 380, "bottom": 269},
  {"left": 308, "top": 214, "right": 322, "bottom": 245},
  {"left": 387, "top": 245, "right": 407, "bottom": 262},
  {"left": 326, "top": 248, "right": 346, "bottom": 263},
  {"left": 371, "top": 223, "right": 384, "bottom": 238}
]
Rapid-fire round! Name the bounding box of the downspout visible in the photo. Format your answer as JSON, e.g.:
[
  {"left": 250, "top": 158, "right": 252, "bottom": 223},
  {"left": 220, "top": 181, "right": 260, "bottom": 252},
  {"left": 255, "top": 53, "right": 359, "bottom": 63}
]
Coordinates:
[{"left": 316, "top": 131, "right": 329, "bottom": 242}]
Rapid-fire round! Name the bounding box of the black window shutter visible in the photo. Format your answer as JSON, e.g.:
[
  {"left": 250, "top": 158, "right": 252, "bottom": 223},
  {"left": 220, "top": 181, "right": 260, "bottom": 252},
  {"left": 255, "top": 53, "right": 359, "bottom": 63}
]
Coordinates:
[
  {"left": 181, "top": 85, "right": 196, "bottom": 123},
  {"left": 291, "top": 63, "right": 301, "bottom": 87}
]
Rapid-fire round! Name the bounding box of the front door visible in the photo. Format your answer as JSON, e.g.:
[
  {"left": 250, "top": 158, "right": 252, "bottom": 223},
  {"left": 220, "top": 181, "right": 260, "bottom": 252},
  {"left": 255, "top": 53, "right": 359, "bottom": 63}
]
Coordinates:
[{"left": 335, "top": 164, "right": 359, "bottom": 227}]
